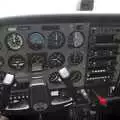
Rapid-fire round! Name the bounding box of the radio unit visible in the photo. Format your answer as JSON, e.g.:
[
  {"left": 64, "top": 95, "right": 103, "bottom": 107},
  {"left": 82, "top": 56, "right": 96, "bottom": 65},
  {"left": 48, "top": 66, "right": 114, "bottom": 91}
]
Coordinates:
[{"left": 86, "top": 25, "right": 120, "bottom": 86}]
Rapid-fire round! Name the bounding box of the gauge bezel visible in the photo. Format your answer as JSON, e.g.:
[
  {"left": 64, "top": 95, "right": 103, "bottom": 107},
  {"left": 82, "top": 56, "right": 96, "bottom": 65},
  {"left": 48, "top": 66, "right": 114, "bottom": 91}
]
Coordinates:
[
  {"left": 27, "top": 32, "right": 45, "bottom": 50},
  {"left": 68, "top": 52, "right": 83, "bottom": 65},
  {"left": 5, "top": 32, "right": 24, "bottom": 51},
  {"left": 48, "top": 52, "right": 65, "bottom": 68},
  {"left": 48, "top": 31, "right": 66, "bottom": 49},
  {"left": 48, "top": 72, "right": 60, "bottom": 83},
  {"left": 70, "top": 71, "right": 82, "bottom": 83},
  {"left": 8, "top": 54, "right": 26, "bottom": 70},
  {"left": 68, "top": 31, "right": 85, "bottom": 48}
]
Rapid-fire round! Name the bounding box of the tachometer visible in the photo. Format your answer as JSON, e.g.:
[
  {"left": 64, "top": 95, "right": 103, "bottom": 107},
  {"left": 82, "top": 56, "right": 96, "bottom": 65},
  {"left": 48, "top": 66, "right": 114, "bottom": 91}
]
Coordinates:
[
  {"left": 48, "top": 52, "right": 65, "bottom": 68},
  {"left": 6, "top": 32, "right": 23, "bottom": 50},
  {"left": 48, "top": 31, "right": 65, "bottom": 49},
  {"left": 28, "top": 32, "right": 45, "bottom": 50}
]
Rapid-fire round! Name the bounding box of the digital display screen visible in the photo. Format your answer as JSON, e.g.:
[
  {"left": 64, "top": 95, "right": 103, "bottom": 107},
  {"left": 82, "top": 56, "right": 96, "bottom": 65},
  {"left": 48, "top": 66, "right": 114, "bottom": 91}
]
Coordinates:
[{"left": 96, "top": 35, "right": 114, "bottom": 43}]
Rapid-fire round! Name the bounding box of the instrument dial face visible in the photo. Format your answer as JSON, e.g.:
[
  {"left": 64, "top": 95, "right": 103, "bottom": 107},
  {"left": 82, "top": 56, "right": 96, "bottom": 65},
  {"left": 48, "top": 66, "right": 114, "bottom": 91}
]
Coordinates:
[
  {"left": 48, "top": 52, "right": 65, "bottom": 68},
  {"left": 49, "top": 72, "right": 61, "bottom": 83},
  {"left": 68, "top": 31, "right": 84, "bottom": 48},
  {"left": 28, "top": 32, "right": 45, "bottom": 50},
  {"left": 8, "top": 55, "right": 25, "bottom": 70},
  {"left": 68, "top": 52, "right": 83, "bottom": 65},
  {"left": 70, "top": 71, "right": 81, "bottom": 83},
  {"left": 6, "top": 33, "right": 23, "bottom": 50},
  {"left": 48, "top": 31, "right": 65, "bottom": 49},
  {"left": 32, "top": 55, "right": 45, "bottom": 65}
]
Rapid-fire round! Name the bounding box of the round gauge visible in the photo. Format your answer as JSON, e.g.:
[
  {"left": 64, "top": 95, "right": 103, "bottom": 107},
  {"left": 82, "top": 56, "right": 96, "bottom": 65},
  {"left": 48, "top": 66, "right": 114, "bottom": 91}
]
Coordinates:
[
  {"left": 8, "top": 55, "right": 25, "bottom": 70},
  {"left": 48, "top": 52, "right": 65, "bottom": 68},
  {"left": 70, "top": 71, "right": 82, "bottom": 83},
  {"left": 28, "top": 32, "right": 45, "bottom": 50},
  {"left": 48, "top": 31, "right": 65, "bottom": 49},
  {"left": 0, "top": 57, "right": 4, "bottom": 68},
  {"left": 49, "top": 72, "right": 61, "bottom": 83},
  {"left": 6, "top": 33, "right": 23, "bottom": 50},
  {"left": 68, "top": 31, "right": 84, "bottom": 48},
  {"left": 68, "top": 52, "right": 83, "bottom": 65}
]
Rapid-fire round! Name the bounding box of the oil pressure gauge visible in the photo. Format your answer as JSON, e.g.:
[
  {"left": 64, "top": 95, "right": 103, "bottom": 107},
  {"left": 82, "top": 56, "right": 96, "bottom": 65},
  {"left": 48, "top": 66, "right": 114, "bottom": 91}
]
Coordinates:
[{"left": 5, "top": 32, "right": 24, "bottom": 50}]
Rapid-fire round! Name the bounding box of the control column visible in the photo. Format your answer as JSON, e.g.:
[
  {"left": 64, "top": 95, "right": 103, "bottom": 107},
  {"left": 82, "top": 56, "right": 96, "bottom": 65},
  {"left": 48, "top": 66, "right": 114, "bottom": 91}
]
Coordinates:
[{"left": 29, "top": 79, "right": 50, "bottom": 112}]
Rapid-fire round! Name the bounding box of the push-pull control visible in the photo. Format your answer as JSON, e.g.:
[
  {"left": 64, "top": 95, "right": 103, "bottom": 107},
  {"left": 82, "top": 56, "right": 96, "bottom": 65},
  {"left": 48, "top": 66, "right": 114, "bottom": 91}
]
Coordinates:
[
  {"left": 58, "top": 67, "right": 91, "bottom": 104},
  {"left": 0, "top": 73, "right": 15, "bottom": 110},
  {"left": 59, "top": 67, "right": 77, "bottom": 100}
]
